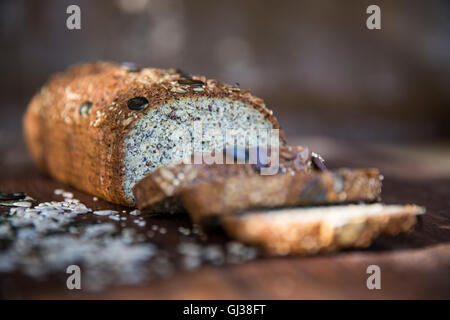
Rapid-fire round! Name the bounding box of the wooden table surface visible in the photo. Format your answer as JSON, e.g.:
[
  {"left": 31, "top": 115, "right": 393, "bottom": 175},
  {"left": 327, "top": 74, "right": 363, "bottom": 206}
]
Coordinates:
[{"left": 1, "top": 137, "right": 449, "bottom": 299}]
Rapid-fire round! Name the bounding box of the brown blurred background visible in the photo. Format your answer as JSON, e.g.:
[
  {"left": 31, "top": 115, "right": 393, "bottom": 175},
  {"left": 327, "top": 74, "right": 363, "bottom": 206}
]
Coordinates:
[{"left": 1, "top": 0, "right": 449, "bottom": 162}]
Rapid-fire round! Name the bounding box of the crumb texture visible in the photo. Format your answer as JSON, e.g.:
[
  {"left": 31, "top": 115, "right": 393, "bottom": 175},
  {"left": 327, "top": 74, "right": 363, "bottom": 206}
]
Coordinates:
[{"left": 123, "top": 96, "right": 276, "bottom": 202}]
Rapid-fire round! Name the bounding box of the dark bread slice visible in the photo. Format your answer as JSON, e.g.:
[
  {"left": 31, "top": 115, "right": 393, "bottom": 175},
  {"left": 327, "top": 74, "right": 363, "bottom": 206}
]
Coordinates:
[
  {"left": 182, "top": 168, "right": 382, "bottom": 223},
  {"left": 221, "top": 204, "right": 425, "bottom": 255},
  {"left": 133, "top": 145, "right": 319, "bottom": 211}
]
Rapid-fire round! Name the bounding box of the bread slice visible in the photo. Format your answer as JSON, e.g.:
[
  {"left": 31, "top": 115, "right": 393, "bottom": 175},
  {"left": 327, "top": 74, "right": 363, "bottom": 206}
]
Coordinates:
[
  {"left": 221, "top": 204, "right": 425, "bottom": 255},
  {"left": 182, "top": 168, "right": 382, "bottom": 223},
  {"left": 23, "top": 62, "right": 284, "bottom": 206},
  {"left": 133, "top": 145, "right": 320, "bottom": 210}
]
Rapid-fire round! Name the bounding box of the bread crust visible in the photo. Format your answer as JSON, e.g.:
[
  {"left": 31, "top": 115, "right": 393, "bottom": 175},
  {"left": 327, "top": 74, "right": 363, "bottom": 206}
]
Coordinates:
[
  {"left": 221, "top": 204, "right": 424, "bottom": 255},
  {"left": 23, "top": 62, "right": 283, "bottom": 206}
]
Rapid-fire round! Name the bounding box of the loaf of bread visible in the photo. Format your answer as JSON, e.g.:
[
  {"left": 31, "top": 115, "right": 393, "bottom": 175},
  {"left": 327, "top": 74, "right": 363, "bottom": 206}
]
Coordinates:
[
  {"left": 23, "top": 62, "right": 284, "bottom": 206},
  {"left": 221, "top": 204, "right": 425, "bottom": 255}
]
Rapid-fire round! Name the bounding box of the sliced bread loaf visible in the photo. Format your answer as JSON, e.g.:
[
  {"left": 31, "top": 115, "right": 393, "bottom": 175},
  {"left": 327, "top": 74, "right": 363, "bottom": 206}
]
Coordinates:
[{"left": 23, "top": 62, "right": 284, "bottom": 206}]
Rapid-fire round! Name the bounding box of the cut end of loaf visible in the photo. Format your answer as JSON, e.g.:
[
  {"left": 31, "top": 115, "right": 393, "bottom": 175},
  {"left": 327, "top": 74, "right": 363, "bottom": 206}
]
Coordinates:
[
  {"left": 123, "top": 96, "right": 278, "bottom": 203},
  {"left": 221, "top": 203, "right": 425, "bottom": 255}
]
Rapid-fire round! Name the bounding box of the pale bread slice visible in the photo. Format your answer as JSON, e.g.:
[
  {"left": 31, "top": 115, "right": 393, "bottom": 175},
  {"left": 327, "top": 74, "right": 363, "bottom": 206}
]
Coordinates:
[{"left": 221, "top": 204, "right": 425, "bottom": 255}]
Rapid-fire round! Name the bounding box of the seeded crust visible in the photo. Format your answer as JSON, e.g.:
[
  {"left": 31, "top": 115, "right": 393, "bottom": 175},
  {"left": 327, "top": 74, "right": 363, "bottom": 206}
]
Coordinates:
[
  {"left": 221, "top": 204, "right": 425, "bottom": 255},
  {"left": 23, "top": 62, "right": 284, "bottom": 206},
  {"left": 182, "top": 168, "right": 383, "bottom": 223}
]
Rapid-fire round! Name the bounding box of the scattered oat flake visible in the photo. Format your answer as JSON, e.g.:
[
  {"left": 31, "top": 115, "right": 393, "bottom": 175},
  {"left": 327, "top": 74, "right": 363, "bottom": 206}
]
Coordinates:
[
  {"left": 178, "top": 227, "right": 191, "bottom": 236},
  {"left": 93, "top": 210, "right": 118, "bottom": 216},
  {"left": 136, "top": 221, "right": 146, "bottom": 227},
  {"left": 12, "top": 201, "right": 32, "bottom": 208},
  {"left": 129, "top": 209, "right": 141, "bottom": 216},
  {"left": 62, "top": 192, "right": 73, "bottom": 199},
  {"left": 93, "top": 197, "right": 98, "bottom": 201}
]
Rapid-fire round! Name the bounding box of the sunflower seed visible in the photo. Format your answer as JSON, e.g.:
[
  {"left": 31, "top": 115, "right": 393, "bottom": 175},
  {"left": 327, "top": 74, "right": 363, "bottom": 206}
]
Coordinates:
[
  {"left": 177, "top": 79, "right": 205, "bottom": 87},
  {"left": 170, "top": 87, "right": 187, "bottom": 93},
  {"left": 312, "top": 153, "right": 326, "bottom": 171}
]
